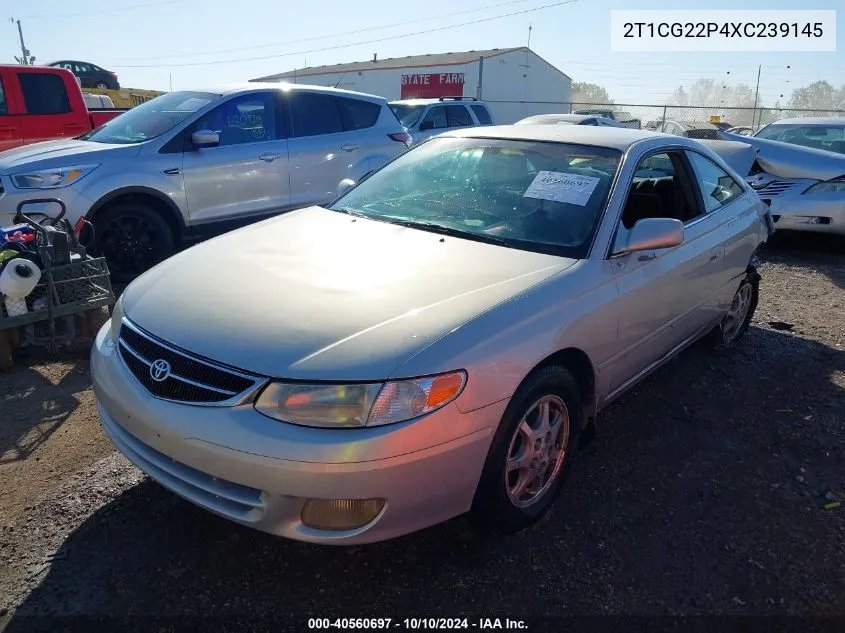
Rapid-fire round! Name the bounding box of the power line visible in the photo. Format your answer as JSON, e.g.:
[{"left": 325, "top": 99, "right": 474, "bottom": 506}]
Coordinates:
[
  {"left": 21, "top": 0, "right": 186, "bottom": 20},
  {"left": 116, "top": 0, "right": 540, "bottom": 61},
  {"left": 110, "top": 0, "right": 578, "bottom": 68}
]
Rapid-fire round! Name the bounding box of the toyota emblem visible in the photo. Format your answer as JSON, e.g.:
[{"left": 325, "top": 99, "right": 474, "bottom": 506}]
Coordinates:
[{"left": 149, "top": 359, "right": 171, "bottom": 382}]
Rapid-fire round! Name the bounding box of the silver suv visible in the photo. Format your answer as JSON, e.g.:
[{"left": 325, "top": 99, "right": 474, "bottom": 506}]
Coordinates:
[
  {"left": 0, "top": 83, "right": 411, "bottom": 281},
  {"left": 389, "top": 97, "right": 494, "bottom": 145}
]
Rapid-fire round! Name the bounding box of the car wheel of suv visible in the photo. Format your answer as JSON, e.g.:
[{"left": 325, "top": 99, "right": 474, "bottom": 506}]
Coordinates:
[
  {"left": 94, "top": 204, "right": 175, "bottom": 283},
  {"left": 94, "top": 81, "right": 108, "bottom": 89},
  {"left": 470, "top": 365, "right": 581, "bottom": 533}
]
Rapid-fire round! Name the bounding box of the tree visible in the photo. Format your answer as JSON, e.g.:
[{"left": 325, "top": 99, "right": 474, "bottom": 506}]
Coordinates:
[
  {"left": 787, "top": 80, "right": 845, "bottom": 111},
  {"left": 571, "top": 82, "right": 613, "bottom": 105},
  {"left": 668, "top": 78, "right": 756, "bottom": 107}
]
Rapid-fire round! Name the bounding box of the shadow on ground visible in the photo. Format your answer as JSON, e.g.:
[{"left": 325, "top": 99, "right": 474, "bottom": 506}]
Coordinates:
[
  {"left": 0, "top": 358, "right": 89, "bottom": 464},
  {"left": 6, "top": 326, "right": 845, "bottom": 627}
]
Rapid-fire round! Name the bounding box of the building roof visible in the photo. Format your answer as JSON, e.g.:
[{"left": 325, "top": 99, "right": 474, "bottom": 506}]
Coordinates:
[{"left": 251, "top": 47, "right": 527, "bottom": 82}]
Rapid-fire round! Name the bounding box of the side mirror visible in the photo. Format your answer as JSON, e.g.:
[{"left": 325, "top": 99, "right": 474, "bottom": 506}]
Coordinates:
[
  {"left": 191, "top": 129, "right": 219, "bottom": 149},
  {"left": 337, "top": 178, "right": 356, "bottom": 198},
  {"left": 419, "top": 120, "right": 435, "bottom": 131},
  {"left": 612, "top": 217, "right": 684, "bottom": 256}
]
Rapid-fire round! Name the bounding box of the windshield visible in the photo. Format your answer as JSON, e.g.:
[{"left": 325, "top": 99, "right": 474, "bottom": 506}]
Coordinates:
[
  {"left": 330, "top": 137, "right": 621, "bottom": 259},
  {"left": 389, "top": 104, "right": 426, "bottom": 129},
  {"left": 755, "top": 123, "right": 845, "bottom": 154},
  {"left": 81, "top": 91, "right": 220, "bottom": 144}
]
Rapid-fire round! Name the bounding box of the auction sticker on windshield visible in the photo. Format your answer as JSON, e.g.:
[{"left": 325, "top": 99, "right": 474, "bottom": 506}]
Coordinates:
[{"left": 523, "top": 171, "right": 600, "bottom": 206}]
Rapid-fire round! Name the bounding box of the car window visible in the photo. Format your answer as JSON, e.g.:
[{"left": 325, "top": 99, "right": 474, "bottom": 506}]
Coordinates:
[
  {"left": 755, "top": 123, "right": 845, "bottom": 152},
  {"left": 389, "top": 104, "right": 425, "bottom": 128},
  {"left": 686, "top": 151, "right": 744, "bottom": 213},
  {"left": 446, "top": 105, "right": 472, "bottom": 127},
  {"left": 288, "top": 92, "right": 344, "bottom": 137},
  {"left": 91, "top": 65, "right": 104, "bottom": 72},
  {"left": 193, "top": 93, "right": 277, "bottom": 146},
  {"left": 74, "top": 63, "right": 91, "bottom": 73},
  {"left": 338, "top": 98, "right": 380, "bottom": 131},
  {"left": 18, "top": 73, "right": 71, "bottom": 115},
  {"left": 420, "top": 106, "right": 448, "bottom": 130},
  {"left": 0, "top": 78, "right": 7, "bottom": 115},
  {"left": 331, "top": 136, "right": 622, "bottom": 259},
  {"left": 621, "top": 151, "right": 701, "bottom": 229},
  {"left": 470, "top": 104, "right": 493, "bottom": 125},
  {"left": 81, "top": 90, "right": 219, "bottom": 144}
]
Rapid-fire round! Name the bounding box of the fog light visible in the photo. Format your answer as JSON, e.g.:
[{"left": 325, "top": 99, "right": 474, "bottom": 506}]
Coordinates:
[{"left": 300, "top": 498, "right": 385, "bottom": 531}]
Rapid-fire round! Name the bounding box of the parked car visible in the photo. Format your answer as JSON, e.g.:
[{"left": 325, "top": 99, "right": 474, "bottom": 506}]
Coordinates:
[
  {"left": 726, "top": 126, "right": 753, "bottom": 136},
  {"left": 515, "top": 113, "right": 625, "bottom": 127},
  {"left": 0, "top": 83, "right": 412, "bottom": 282},
  {"left": 573, "top": 109, "right": 641, "bottom": 129},
  {"left": 48, "top": 60, "right": 120, "bottom": 90},
  {"left": 91, "top": 125, "right": 773, "bottom": 545},
  {"left": 656, "top": 120, "right": 722, "bottom": 139},
  {"left": 0, "top": 65, "right": 124, "bottom": 152},
  {"left": 716, "top": 129, "right": 845, "bottom": 236},
  {"left": 389, "top": 97, "right": 494, "bottom": 144},
  {"left": 753, "top": 117, "right": 845, "bottom": 154}
]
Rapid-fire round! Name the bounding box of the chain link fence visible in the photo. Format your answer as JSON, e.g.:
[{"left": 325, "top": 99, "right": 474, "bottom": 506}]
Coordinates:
[{"left": 485, "top": 100, "right": 845, "bottom": 134}]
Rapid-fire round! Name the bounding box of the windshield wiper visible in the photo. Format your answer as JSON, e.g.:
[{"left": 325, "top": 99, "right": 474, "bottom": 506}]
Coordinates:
[
  {"left": 331, "top": 206, "right": 371, "bottom": 219},
  {"left": 387, "top": 219, "right": 509, "bottom": 246}
]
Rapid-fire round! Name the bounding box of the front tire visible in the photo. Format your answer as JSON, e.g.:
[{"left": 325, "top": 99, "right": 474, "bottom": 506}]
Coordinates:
[
  {"left": 470, "top": 365, "right": 581, "bottom": 533},
  {"left": 93, "top": 204, "right": 176, "bottom": 284},
  {"left": 94, "top": 81, "right": 109, "bottom": 89}
]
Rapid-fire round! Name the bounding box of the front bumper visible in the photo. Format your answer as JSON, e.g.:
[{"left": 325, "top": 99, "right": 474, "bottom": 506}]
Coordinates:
[
  {"left": 91, "top": 325, "right": 502, "bottom": 545},
  {"left": 0, "top": 175, "right": 93, "bottom": 227},
  {"left": 763, "top": 194, "right": 845, "bottom": 236}
]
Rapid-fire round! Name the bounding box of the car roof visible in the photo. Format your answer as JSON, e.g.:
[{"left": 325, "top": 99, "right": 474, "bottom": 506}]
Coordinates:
[
  {"left": 440, "top": 124, "right": 667, "bottom": 150},
  {"left": 765, "top": 117, "right": 845, "bottom": 126},
  {"left": 389, "top": 98, "right": 487, "bottom": 106},
  {"left": 517, "top": 114, "right": 595, "bottom": 124},
  {"left": 184, "top": 82, "right": 387, "bottom": 103}
]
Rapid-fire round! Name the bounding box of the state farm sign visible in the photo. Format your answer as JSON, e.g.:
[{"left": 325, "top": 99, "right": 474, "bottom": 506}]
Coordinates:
[{"left": 400, "top": 73, "right": 465, "bottom": 99}]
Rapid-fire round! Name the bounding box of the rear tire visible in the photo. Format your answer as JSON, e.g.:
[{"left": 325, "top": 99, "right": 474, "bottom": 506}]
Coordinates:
[
  {"left": 93, "top": 203, "right": 175, "bottom": 284},
  {"left": 94, "top": 81, "right": 109, "bottom": 89},
  {"left": 706, "top": 271, "right": 759, "bottom": 348},
  {"left": 470, "top": 365, "right": 581, "bottom": 533}
]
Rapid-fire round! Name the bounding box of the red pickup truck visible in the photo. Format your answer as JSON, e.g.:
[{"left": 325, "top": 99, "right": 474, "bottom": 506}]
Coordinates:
[{"left": 0, "top": 65, "right": 125, "bottom": 152}]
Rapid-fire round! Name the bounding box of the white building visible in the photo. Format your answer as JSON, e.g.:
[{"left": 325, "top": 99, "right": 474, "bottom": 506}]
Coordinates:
[{"left": 251, "top": 47, "right": 572, "bottom": 124}]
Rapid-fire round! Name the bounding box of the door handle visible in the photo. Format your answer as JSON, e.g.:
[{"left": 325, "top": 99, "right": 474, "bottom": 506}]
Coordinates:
[
  {"left": 709, "top": 252, "right": 721, "bottom": 263},
  {"left": 259, "top": 153, "right": 282, "bottom": 162},
  {"left": 637, "top": 253, "right": 657, "bottom": 262},
  {"left": 340, "top": 144, "right": 359, "bottom": 152},
  {"left": 162, "top": 167, "right": 181, "bottom": 176}
]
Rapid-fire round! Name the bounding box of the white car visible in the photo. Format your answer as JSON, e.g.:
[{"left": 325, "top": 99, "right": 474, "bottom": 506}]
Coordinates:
[
  {"left": 515, "top": 114, "right": 625, "bottom": 127},
  {"left": 389, "top": 97, "right": 494, "bottom": 144}
]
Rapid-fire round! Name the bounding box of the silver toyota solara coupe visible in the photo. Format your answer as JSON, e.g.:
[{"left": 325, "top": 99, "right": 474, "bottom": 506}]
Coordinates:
[{"left": 91, "top": 126, "right": 774, "bottom": 545}]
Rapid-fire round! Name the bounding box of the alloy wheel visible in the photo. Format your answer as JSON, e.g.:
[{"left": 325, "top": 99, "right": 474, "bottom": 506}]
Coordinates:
[
  {"left": 722, "top": 282, "right": 753, "bottom": 344},
  {"left": 98, "top": 213, "right": 169, "bottom": 277},
  {"left": 505, "top": 394, "right": 571, "bottom": 508}
]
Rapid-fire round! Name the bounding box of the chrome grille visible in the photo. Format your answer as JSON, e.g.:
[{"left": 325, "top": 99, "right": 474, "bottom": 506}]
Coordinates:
[
  {"left": 756, "top": 180, "right": 795, "bottom": 197},
  {"left": 117, "top": 320, "right": 263, "bottom": 405}
]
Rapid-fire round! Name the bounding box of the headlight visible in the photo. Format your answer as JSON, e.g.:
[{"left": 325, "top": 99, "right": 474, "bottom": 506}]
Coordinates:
[
  {"left": 110, "top": 295, "right": 124, "bottom": 342},
  {"left": 803, "top": 179, "right": 845, "bottom": 194},
  {"left": 254, "top": 370, "right": 467, "bottom": 428},
  {"left": 12, "top": 164, "right": 99, "bottom": 189}
]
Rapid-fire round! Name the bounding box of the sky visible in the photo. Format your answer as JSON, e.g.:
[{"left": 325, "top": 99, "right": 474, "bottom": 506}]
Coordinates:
[{"left": 3, "top": 0, "right": 843, "bottom": 107}]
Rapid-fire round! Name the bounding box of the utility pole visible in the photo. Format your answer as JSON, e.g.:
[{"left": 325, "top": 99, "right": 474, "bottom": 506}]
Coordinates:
[
  {"left": 11, "top": 19, "right": 32, "bottom": 65},
  {"left": 752, "top": 64, "right": 762, "bottom": 130}
]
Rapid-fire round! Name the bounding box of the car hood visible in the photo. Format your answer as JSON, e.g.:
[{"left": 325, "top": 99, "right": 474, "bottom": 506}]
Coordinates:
[
  {"left": 716, "top": 131, "right": 845, "bottom": 180},
  {"left": 0, "top": 139, "right": 136, "bottom": 172},
  {"left": 121, "top": 207, "right": 575, "bottom": 380}
]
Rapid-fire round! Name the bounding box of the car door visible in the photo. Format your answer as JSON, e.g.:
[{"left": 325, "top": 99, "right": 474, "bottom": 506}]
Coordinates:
[
  {"left": 181, "top": 91, "right": 291, "bottom": 228},
  {"left": 285, "top": 91, "right": 371, "bottom": 209},
  {"left": 14, "top": 71, "right": 88, "bottom": 142},
  {"left": 606, "top": 150, "right": 726, "bottom": 395},
  {"left": 0, "top": 73, "right": 23, "bottom": 151},
  {"left": 416, "top": 105, "right": 448, "bottom": 142},
  {"left": 684, "top": 150, "right": 753, "bottom": 312}
]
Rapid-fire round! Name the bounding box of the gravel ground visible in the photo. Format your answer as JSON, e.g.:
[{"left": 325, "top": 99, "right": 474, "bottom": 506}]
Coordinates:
[{"left": 0, "top": 234, "right": 843, "bottom": 630}]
